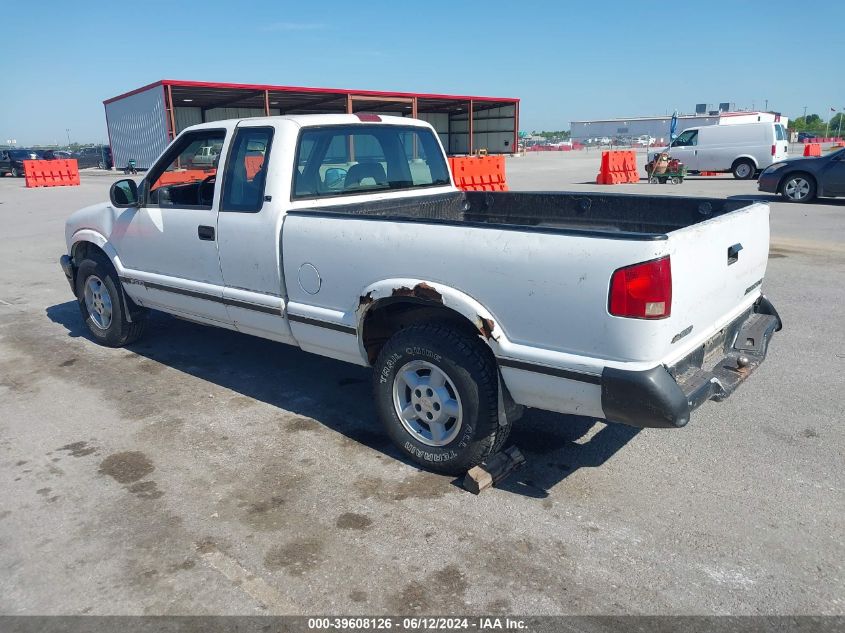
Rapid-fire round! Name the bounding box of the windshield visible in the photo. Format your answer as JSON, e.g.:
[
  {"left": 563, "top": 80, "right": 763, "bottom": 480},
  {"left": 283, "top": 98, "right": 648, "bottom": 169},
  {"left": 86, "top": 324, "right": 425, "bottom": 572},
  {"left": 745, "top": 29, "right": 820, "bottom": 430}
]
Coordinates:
[{"left": 9, "top": 150, "right": 40, "bottom": 159}]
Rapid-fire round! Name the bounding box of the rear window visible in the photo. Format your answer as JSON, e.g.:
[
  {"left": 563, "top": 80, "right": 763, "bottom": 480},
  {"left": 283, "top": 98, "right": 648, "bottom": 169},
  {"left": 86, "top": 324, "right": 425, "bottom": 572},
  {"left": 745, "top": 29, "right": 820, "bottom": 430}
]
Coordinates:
[
  {"left": 292, "top": 125, "right": 450, "bottom": 199},
  {"left": 775, "top": 124, "right": 786, "bottom": 141}
]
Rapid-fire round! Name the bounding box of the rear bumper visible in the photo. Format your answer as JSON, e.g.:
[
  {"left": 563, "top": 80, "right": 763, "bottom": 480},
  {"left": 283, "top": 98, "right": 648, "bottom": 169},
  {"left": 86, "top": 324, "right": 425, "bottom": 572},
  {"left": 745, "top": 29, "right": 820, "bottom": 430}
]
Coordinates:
[{"left": 601, "top": 296, "right": 782, "bottom": 429}]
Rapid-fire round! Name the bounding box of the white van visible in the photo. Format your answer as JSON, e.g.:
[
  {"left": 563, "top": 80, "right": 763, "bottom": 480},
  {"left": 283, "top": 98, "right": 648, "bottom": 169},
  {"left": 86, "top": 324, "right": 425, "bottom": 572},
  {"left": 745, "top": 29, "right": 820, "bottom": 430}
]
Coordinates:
[{"left": 653, "top": 122, "right": 789, "bottom": 179}]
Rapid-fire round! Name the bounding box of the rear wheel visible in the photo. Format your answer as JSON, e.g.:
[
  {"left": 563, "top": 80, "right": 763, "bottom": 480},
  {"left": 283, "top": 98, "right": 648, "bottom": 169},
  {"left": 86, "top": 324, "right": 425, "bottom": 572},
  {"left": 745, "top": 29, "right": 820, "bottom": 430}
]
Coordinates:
[
  {"left": 11, "top": 166, "right": 20, "bottom": 178},
  {"left": 780, "top": 173, "right": 816, "bottom": 202},
  {"left": 732, "top": 159, "right": 756, "bottom": 180},
  {"left": 75, "top": 254, "right": 146, "bottom": 347},
  {"left": 372, "top": 322, "right": 509, "bottom": 475}
]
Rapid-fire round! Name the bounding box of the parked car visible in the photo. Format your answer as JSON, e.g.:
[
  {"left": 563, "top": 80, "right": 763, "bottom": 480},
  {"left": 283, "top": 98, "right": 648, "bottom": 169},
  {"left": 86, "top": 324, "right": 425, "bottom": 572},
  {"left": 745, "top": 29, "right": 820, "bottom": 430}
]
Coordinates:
[
  {"left": 59, "top": 114, "right": 781, "bottom": 476},
  {"left": 650, "top": 121, "right": 789, "bottom": 179},
  {"left": 0, "top": 148, "right": 42, "bottom": 177},
  {"left": 797, "top": 132, "right": 818, "bottom": 143},
  {"left": 189, "top": 144, "right": 222, "bottom": 167},
  {"left": 635, "top": 135, "right": 656, "bottom": 147},
  {"left": 758, "top": 146, "right": 845, "bottom": 202},
  {"left": 73, "top": 146, "right": 113, "bottom": 170},
  {"left": 597, "top": 136, "right": 612, "bottom": 145},
  {"left": 41, "top": 149, "right": 73, "bottom": 160}
]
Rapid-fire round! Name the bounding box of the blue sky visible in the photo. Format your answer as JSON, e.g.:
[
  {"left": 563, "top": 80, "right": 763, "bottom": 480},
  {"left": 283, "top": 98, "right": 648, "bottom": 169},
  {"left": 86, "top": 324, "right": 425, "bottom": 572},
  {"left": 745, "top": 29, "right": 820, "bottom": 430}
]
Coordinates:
[{"left": 3, "top": 0, "right": 844, "bottom": 144}]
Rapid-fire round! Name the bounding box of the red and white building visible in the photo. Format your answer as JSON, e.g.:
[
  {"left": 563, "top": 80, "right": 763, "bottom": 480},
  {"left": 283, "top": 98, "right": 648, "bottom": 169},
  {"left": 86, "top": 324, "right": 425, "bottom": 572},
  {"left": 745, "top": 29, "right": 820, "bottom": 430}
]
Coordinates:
[{"left": 104, "top": 79, "right": 520, "bottom": 169}]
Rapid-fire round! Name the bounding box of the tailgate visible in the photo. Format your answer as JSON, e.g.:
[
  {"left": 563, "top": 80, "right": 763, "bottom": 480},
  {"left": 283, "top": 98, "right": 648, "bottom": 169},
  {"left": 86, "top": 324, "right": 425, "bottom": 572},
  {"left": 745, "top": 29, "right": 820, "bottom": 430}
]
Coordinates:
[{"left": 664, "top": 201, "right": 770, "bottom": 365}]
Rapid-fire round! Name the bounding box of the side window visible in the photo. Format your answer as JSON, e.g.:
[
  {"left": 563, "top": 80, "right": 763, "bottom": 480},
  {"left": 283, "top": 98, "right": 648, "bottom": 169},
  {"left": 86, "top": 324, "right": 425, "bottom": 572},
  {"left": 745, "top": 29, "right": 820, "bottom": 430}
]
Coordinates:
[
  {"left": 775, "top": 125, "right": 786, "bottom": 141},
  {"left": 293, "top": 125, "right": 450, "bottom": 199},
  {"left": 221, "top": 127, "right": 274, "bottom": 213},
  {"left": 147, "top": 130, "right": 226, "bottom": 209},
  {"left": 673, "top": 130, "right": 698, "bottom": 147}
]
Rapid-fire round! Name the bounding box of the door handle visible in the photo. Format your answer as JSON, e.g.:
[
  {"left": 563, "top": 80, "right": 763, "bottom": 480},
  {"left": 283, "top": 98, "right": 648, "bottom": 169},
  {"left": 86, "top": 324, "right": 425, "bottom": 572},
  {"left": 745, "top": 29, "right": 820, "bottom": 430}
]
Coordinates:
[
  {"left": 727, "top": 243, "right": 743, "bottom": 265},
  {"left": 198, "top": 225, "right": 215, "bottom": 241}
]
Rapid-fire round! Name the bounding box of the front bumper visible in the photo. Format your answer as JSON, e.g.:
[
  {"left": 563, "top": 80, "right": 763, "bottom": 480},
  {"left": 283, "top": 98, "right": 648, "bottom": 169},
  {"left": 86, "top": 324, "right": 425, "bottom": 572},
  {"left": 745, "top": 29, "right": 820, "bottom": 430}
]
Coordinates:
[
  {"left": 757, "top": 170, "right": 781, "bottom": 193},
  {"left": 601, "top": 296, "right": 782, "bottom": 429},
  {"left": 59, "top": 255, "right": 75, "bottom": 292}
]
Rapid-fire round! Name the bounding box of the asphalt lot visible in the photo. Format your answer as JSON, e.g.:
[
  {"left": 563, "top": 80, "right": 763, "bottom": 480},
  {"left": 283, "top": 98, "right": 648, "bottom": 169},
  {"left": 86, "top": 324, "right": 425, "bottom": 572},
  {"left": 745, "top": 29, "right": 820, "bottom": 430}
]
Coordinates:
[{"left": 0, "top": 156, "right": 843, "bottom": 616}]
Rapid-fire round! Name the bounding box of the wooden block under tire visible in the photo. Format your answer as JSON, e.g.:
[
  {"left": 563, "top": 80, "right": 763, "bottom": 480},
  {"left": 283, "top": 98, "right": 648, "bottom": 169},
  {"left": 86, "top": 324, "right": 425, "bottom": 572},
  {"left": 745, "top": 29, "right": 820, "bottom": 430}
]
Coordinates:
[{"left": 463, "top": 446, "right": 526, "bottom": 494}]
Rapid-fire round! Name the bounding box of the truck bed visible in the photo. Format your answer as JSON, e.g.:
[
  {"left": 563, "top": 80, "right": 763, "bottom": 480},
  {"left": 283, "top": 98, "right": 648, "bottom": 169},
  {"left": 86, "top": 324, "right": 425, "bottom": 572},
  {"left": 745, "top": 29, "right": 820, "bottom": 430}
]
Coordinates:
[{"left": 300, "top": 191, "right": 750, "bottom": 239}]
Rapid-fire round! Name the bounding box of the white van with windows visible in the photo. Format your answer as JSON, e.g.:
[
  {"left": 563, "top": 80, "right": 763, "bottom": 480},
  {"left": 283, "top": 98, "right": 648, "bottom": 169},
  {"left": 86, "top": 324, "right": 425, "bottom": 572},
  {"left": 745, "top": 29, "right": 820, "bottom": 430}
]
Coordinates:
[{"left": 652, "top": 122, "right": 789, "bottom": 179}]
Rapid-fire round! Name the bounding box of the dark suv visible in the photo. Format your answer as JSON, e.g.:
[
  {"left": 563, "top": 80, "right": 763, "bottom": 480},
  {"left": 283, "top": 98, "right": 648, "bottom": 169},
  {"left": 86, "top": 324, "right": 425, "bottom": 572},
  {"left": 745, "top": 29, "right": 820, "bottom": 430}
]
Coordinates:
[
  {"left": 73, "top": 146, "right": 113, "bottom": 170},
  {"left": 0, "top": 149, "right": 43, "bottom": 177}
]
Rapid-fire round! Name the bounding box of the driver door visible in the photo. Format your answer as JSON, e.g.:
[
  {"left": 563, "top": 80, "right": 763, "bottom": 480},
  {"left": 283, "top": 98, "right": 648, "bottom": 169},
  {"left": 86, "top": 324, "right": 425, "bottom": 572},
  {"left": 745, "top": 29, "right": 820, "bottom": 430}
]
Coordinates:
[{"left": 110, "top": 126, "right": 232, "bottom": 325}]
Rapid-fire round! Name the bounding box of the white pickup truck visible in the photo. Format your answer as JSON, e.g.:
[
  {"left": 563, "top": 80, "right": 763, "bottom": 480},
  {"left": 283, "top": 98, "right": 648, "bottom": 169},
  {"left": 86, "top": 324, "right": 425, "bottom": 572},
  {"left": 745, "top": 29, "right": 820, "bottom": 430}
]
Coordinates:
[{"left": 60, "top": 114, "right": 781, "bottom": 475}]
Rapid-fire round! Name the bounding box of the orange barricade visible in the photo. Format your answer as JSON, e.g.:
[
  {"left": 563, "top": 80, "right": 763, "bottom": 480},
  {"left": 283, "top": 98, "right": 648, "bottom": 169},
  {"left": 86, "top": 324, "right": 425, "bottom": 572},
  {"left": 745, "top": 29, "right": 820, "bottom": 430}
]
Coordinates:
[
  {"left": 596, "top": 150, "right": 638, "bottom": 184},
  {"left": 155, "top": 168, "right": 216, "bottom": 186},
  {"left": 244, "top": 155, "right": 264, "bottom": 180},
  {"left": 803, "top": 144, "right": 821, "bottom": 157},
  {"left": 448, "top": 155, "right": 508, "bottom": 191},
  {"left": 23, "top": 159, "right": 80, "bottom": 188}
]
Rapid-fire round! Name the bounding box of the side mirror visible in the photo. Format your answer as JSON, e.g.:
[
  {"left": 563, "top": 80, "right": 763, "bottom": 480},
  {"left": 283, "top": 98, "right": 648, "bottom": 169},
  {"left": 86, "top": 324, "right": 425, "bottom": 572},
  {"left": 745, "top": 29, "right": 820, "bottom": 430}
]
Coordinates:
[
  {"left": 324, "top": 167, "right": 347, "bottom": 190},
  {"left": 110, "top": 178, "right": 139, "bottom": 207}
]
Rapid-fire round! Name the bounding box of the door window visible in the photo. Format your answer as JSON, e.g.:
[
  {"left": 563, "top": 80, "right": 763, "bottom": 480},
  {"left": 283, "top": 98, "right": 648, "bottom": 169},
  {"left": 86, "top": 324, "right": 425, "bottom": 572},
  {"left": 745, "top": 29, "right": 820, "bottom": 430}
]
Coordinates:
[
  {"left": 146, "top": 130, "right": 226, "bottom": 209},
  {"left": 292, "top": 125, "right": 450, "bottom": 199},
  {"left": 775, "top": 124, "right": 786, "bottom": 141},
  {"left": 221, "top": 127, "right": 274, "bottom": 213},
  {"left": 673, "top": 130, "right": 698, "bottom": 147}
]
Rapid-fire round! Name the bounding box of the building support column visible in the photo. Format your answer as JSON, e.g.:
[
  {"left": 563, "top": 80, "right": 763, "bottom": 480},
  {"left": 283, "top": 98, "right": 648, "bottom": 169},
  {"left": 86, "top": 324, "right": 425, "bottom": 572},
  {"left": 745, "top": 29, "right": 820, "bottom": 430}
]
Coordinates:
[
  {"left": 165, "top": 84, "right": 177, "bottom": 140},
  {"left": 469, "top": 99, "right": 474, "bottom": 155}
]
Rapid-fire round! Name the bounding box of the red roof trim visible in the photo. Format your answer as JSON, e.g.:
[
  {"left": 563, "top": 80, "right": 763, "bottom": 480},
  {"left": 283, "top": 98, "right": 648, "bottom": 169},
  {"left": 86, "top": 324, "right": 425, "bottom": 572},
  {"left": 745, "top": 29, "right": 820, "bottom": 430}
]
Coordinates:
[
  {"left": 104, "top": 79, "right": 518, "bottom": 105},
  {"left": 103, "top": 80, "right": 164, "bottom": 105}
]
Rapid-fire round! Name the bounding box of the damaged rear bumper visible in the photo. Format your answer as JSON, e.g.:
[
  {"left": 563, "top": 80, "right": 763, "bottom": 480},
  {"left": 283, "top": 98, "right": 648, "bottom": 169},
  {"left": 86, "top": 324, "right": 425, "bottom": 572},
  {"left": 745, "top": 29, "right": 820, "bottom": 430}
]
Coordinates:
[{"left": 601, "top": 296, "right": 782, "bottom": 429}]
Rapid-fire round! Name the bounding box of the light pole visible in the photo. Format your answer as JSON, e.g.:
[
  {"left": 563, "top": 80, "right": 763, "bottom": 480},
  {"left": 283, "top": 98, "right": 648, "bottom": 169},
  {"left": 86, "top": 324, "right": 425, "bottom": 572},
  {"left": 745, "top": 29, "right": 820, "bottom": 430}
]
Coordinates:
[{"left": 65, "top": 129, "right": 71, "bottom": 147}]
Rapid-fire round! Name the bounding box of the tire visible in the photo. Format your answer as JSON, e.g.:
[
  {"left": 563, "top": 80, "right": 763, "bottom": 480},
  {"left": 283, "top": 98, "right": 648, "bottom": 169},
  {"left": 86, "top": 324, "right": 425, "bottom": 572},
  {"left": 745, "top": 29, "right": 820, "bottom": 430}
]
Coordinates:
[
  {"left": 11, "top": 166, "right": 20, "bottom": 178},
  {"left": 732, "top": 159, "right": 756, "bottom": 180},
  {"left": 780, "top": 172, "right": 816, "bottom": 202},
  {"left": 648, "top": 176, "right": 659, "bottom": 184},
  {"left": 372, "top": 322, "right": 509, "bottom": 475},
  {"left": 75, "top": 254, "right": 146, "bottom": 347}
]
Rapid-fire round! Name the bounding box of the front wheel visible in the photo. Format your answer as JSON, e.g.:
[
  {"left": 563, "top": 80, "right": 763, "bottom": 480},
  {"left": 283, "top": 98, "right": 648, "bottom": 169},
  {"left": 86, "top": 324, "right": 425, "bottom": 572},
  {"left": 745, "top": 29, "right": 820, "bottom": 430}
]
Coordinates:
[
  {"left": 780, "top": 173, "right": 816, "bottom": 202},
  {"left": 75, "top": 255, "right": 146, "bottom": 347},
  {"left": 732, "top": 159, "right": 756, "bottom": 180},
  {"left": 11, "top": 166, "right": 20, "bottom": 178},
  {"left": 372, "top": 323, "right": 509, "bottom": 475}
]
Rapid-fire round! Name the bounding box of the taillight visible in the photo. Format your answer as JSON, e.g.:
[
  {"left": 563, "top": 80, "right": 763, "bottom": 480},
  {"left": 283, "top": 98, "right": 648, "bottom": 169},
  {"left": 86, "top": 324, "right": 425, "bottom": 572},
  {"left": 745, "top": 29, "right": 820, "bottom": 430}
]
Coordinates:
[
  {"left": 771, "top": 144, "right": 776, "bottom": 156},
  {"left": 609, "top": 256, "right": 672, "bottom": 319},
  {"left": 356, "top": 113, "right": 381, "bottom": 122}
]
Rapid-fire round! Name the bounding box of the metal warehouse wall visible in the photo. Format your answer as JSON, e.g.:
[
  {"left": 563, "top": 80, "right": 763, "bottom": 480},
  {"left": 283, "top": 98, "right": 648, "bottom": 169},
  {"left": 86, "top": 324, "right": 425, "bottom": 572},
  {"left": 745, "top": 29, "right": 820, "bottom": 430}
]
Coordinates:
[
  {"left": 571, "top": 115, "right": 720, "bottom": 142},
  {"left": 105, "top": 87, "right": 170, "bottom": 170},
  {"left": 450, "top": 105, "right": 516, "bottom": 154},
  {"left": 174, "top": 107, "right": 284, "bottom": 133}
]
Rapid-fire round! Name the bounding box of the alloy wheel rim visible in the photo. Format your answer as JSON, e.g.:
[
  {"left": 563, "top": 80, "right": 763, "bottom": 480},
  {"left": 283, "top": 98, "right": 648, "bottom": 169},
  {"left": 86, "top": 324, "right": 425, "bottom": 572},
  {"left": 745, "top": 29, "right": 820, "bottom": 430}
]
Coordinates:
[
  {"left": 392, "top": 360, "right": 463, "bottom": 447},
  {"left": 785, "top": 178, "right": 810, "bottom": 200},
  {"left": 84, "top": 275, "right": 113, "bottom": 330},
  {"left": 736, "top": 163, "right": 752, "bottom": 178}
]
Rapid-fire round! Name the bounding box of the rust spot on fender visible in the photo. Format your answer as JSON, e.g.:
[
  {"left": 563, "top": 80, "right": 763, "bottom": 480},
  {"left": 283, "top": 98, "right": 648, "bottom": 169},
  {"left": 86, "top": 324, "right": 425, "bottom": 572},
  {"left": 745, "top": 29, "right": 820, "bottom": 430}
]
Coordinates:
[
  {"left": 477, "top": 316, "right": 497, "bottom": 341},
  {"left": 391, "top": 282, "right": 443, "bottom": 303}
]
